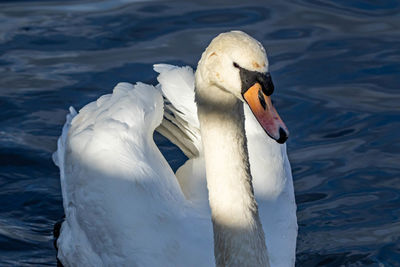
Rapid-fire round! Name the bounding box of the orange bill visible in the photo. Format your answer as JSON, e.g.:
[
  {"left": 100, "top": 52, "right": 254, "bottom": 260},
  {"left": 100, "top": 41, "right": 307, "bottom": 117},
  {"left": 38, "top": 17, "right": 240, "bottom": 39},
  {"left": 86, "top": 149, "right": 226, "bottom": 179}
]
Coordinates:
[{"left": 243, "top": 83, "right": 289, "bottom": 144}]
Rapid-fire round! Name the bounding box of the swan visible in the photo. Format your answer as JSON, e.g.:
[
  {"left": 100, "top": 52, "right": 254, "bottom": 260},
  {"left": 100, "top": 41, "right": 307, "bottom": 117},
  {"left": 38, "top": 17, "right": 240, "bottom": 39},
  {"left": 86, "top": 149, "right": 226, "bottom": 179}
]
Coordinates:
[{"left": 53, "top": 31, "right": 297, "bottom": 267}]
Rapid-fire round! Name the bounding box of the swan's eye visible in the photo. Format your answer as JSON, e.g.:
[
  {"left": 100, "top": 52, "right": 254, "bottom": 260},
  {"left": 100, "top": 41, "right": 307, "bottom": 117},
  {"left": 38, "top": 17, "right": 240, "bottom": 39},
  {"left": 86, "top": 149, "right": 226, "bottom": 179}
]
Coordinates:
[{"left": 236, "top": 63, "right": 271, "bottom": 97}]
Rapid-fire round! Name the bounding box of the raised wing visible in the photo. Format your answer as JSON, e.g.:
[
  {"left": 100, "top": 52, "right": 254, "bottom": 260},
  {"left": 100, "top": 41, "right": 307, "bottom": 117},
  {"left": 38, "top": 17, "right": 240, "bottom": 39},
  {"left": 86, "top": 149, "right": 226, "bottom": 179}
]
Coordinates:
[{"left": 154, "top": 64, "right": 201, "bottom": 158}]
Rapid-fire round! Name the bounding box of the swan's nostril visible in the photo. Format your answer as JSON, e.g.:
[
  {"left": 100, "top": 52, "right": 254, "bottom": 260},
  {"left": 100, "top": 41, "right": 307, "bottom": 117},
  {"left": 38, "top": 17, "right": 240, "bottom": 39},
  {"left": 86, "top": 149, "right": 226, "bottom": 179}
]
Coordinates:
[
  {"left": 258, "top": 89, "right": 267, "bottom": 110},
  {"left": 276, "top": 128, "right": 288, "bottom": 144}
]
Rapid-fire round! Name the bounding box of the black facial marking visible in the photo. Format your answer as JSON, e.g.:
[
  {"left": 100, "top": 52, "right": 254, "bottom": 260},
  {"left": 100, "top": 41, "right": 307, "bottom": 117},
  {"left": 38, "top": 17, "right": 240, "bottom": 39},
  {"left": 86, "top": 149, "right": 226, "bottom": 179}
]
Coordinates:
[
  {"left": 258, "top": 89, "right": 267, "bottom": 110},
  {"left": 233, "top": 62, "right": 274, "bottom": 96},
  {"left": 259, "top": 72, "right": 274, "bottom": 96}
]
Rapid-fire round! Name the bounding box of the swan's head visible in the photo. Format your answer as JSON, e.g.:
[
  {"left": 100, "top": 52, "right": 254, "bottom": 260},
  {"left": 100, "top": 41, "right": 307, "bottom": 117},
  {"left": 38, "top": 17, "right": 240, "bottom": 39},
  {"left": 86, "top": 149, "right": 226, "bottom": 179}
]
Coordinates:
[{"left": 196, "top": 31, "right": 289, "bottom": 144}]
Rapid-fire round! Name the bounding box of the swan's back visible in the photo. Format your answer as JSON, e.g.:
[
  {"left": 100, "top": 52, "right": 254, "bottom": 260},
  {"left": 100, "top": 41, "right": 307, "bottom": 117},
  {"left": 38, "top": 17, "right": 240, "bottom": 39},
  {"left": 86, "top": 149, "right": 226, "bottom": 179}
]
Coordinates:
[{"left": 54, "top": 82, "right": 213, "bottom": 266}]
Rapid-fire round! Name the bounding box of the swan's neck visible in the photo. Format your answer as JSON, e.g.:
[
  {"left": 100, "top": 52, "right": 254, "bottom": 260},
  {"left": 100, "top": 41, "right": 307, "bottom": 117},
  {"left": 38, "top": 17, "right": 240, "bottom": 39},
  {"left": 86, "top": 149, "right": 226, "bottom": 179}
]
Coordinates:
[{"left": 196, "top": 85, "right": 269, "bottom": 267}]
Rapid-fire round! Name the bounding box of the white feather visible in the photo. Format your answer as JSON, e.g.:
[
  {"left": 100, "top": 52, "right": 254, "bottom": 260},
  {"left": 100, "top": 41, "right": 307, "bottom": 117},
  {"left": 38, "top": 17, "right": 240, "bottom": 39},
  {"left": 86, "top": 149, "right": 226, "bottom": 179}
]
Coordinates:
[
  {"left": 55, "top": 33, "right": 297, "bottom": 267},
  {"left": 55, "top": 82, "right": 214, "bottom": 266}
]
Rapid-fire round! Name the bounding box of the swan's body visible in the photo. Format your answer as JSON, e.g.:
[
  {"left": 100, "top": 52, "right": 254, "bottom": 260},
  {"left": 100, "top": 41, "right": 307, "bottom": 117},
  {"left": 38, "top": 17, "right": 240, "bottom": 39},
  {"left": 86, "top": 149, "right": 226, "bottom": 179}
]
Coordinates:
[{"left": 54, "top": 31, "right": 297, "bottom": 267}]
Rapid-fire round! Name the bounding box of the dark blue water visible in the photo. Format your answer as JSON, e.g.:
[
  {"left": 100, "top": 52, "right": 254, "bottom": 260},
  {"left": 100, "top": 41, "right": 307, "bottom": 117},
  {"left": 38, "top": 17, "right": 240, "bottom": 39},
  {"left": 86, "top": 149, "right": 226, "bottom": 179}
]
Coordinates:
[{"left": 0, "top": 0, "right": 399, "bottom": 266}]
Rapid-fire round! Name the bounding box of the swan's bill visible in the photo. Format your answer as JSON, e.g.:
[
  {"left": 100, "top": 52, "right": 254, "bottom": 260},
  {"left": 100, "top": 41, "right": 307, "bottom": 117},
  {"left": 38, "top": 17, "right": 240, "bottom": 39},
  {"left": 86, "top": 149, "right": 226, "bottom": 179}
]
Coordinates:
[{"left": 243, "top": 83, "right": 289, "bottom": 144}]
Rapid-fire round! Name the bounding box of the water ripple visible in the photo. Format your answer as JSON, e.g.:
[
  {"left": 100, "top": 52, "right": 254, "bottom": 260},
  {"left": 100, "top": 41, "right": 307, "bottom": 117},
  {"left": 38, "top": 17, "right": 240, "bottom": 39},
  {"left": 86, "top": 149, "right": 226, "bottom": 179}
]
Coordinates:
[{"left": 0, "top": 0, "right": 399, "bottom": 265}]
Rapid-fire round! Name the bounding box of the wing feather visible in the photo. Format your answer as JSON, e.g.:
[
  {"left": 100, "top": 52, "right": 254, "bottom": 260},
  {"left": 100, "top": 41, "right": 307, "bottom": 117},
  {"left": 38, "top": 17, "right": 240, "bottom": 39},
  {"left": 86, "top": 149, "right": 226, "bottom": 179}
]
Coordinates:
[{"left": 54, "top": 82, "right": 214, "bottom": 266}]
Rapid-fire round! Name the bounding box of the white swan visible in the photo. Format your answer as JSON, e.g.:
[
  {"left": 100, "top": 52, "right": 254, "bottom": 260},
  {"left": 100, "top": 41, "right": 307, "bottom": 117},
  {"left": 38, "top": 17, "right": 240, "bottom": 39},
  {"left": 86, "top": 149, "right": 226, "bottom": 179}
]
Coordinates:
[{"left": 53, "top": 31, "right": 297, "bottom": 267}]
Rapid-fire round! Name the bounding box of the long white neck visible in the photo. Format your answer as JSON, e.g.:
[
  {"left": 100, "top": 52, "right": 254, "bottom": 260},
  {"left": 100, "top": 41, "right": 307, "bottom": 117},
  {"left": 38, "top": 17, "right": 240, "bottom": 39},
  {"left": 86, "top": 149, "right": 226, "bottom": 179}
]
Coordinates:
[{"left": 196, "top": 84, "right": 270, "bottom": 267}]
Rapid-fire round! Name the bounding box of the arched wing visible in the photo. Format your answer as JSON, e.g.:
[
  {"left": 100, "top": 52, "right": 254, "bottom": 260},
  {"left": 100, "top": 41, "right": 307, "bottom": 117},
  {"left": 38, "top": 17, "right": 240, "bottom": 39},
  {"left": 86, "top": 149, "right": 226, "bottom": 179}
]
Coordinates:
[{"left": 54, "top": 82, "right": 213, "bottom": 266}]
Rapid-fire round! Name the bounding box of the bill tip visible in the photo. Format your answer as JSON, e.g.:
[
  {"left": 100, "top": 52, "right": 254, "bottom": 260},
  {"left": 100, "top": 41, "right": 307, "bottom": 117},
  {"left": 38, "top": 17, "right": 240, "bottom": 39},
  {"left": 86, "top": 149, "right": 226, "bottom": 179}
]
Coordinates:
[{"left": 276, "top": 127, "right": 288, "bottom": 144}]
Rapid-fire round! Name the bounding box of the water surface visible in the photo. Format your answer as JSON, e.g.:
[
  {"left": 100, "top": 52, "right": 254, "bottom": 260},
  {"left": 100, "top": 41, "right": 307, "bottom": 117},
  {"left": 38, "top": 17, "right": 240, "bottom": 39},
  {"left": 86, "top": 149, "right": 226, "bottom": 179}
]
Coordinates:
[{"left": 0, "top": 0, "right": 399, "bottom": 265}]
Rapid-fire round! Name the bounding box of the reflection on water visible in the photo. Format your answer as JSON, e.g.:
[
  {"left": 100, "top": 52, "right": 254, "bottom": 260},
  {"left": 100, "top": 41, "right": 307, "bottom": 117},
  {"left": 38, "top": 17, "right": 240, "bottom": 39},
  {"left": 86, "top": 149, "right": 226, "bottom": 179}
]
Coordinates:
[{"left": 0, "top": 0, "right": 399, "bottom": 266}]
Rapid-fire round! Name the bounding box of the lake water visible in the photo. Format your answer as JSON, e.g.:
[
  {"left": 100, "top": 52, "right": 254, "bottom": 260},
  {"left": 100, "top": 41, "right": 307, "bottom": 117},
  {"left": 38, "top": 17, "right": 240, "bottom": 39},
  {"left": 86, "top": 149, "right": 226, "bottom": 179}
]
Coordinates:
[{"left": 0, "top": 0, "right": 399, "bottom": 266}]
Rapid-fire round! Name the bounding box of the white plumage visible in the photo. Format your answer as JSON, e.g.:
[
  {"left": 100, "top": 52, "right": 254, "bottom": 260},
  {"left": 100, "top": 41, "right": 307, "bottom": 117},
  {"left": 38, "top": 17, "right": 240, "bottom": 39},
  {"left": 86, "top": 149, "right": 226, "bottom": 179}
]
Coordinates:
[{"left": 54, "top": 31, "right": 297, "bottom": 267}]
